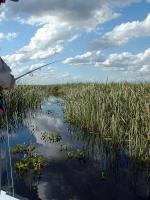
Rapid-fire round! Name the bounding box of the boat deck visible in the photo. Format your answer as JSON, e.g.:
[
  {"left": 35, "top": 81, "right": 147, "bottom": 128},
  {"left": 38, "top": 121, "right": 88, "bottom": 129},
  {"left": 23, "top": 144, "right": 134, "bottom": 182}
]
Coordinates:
[{"left": 0, "top": 190, "right": 19, "bottom": 200}]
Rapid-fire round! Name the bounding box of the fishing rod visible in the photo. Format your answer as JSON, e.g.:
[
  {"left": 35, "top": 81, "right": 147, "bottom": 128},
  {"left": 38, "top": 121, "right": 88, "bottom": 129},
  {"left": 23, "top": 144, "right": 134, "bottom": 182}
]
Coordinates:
[{"left": 15, "top": 59, "right": 63, "bottom": 80}]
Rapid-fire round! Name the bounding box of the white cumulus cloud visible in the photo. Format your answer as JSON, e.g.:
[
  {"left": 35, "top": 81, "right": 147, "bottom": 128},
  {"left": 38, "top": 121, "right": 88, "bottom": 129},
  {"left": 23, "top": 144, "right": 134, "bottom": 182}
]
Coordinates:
[
  {"left": 3, "top": 17, "right": 76, "bottom": 64},
  {"left": 64, "top": 51, "right": 105, "bottom": 65},
  {"left": 91, "top": 13, "right": 150, "bottom": 49},
  {"left": 64, "top": 48, "right": 150, "bottom": 73},
  {"left": 7, "top": 0, "right": 123, "bottom": 29},
  {"left": 2, "top": 0, "right": 150, "bottom": 83}
]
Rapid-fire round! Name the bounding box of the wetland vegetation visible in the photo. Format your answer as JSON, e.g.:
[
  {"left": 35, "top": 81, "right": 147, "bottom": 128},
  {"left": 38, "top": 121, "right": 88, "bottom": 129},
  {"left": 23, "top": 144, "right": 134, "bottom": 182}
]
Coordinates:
[
  {"left": 0, "top": 85, "right": 49, "bottom": 128},
  {"left": 2, "top": 82, "right": 150, "bottom": 166},
  {"left": 62, "top": 83, "right": 150, "bottom": 163},
  {"left": 11, "top": 144, "right": 46, "bottom": 175},
  {"left": 1, "top": 82, "right": 150, "bottom": 199}
]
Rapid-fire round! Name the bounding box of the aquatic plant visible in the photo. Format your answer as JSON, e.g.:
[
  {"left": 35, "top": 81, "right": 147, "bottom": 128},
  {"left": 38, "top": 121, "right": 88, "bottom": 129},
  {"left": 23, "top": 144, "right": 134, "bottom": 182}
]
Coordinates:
[
  {"left": 11, "top": 144, "right": 36, "bottom": 155},
  {"left": 0, "top": 85, "right": 49, "bottom": 129},
  {"left": 41, "top": 131, "right": 62, "bottom": 143},
  {"left": 15, "top": 155, "right": 46, "bottom": 174},
  {"left": 62, "top": 83, "right": 150, "bottom": 163},
  {"left": 67, "top": 150, "right": 86, "bottom": 160},
  {"left": 12, "top": 144, "right": 46, "bottom": 175}
]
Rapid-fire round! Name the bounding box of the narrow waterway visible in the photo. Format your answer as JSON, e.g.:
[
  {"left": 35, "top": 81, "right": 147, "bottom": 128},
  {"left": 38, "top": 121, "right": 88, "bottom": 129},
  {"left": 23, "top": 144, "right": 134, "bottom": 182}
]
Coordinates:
[{"left": 0, "top": 97, "right": 149, "bottom": 200}]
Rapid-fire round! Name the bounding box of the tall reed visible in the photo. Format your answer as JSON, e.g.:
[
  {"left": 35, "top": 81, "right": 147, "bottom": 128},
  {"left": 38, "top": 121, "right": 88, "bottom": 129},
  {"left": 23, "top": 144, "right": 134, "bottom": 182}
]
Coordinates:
[
  {"left": 0, "top": 85, "right": 48, "bottom": 128},
  {"left": 63, "top": 82, "right": 150, "bottom": 161}
]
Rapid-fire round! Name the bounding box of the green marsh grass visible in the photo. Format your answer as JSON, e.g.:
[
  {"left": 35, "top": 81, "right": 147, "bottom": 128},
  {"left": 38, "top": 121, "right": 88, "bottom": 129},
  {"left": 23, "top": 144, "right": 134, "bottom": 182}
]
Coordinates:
[
  {"left": 0, "top": 85, "right": 49, "bottom": 128},
  {"left": 62, "top": 83, "right": 150, "bottom": 162}
]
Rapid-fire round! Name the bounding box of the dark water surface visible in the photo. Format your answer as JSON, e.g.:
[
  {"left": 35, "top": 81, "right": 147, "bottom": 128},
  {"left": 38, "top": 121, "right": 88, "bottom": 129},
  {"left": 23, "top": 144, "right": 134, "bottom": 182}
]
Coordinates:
[{"left": 0, "top": 97, "right": 149, "bottom": 200}]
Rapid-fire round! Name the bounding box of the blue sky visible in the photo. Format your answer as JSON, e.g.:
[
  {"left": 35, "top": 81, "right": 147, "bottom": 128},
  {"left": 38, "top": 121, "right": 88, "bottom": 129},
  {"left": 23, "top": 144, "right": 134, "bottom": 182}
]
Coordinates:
[{"left": 0, "top": 0, "right": 150, "bottom": 84}]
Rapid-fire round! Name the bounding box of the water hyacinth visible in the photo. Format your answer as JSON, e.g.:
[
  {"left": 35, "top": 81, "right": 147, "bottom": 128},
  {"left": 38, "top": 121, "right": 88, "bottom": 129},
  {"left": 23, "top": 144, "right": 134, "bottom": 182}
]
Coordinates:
[
  {"left": 15, "top": 155, "right": 46, "bottom": 174},
  {"left": 11, "top": 144, "right": 46, "bottom": 175},
  {"left": 11, "top": 144, "right": 36, "bottom": 155}
]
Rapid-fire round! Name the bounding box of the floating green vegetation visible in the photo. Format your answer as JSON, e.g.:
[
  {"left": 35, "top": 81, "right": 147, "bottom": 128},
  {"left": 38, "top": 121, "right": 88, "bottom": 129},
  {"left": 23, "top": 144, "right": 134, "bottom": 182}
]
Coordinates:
[
  {"left": 67, "top": 150, "right": 86, "bottom": 160},
  {"left": 41, "top": 131, "right": 62, "bottom": 143},
  {"left": 11, "top": 144, "right": 36, "bottom": 155},
  {"left": 60, "top": 144, "right": 86, "bottom": 161},
  {"left": 15, "top": 155, "right": 46, "bottom": 175},
  {"left": 11, "top": 144, "right": 46, "bottom": 175}
]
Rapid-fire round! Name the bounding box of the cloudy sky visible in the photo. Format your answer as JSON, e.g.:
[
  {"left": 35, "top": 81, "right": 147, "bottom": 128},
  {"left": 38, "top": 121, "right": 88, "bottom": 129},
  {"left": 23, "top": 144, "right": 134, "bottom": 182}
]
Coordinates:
[{"left": 0, "top": 0, "right": 150, "bottom": 84}]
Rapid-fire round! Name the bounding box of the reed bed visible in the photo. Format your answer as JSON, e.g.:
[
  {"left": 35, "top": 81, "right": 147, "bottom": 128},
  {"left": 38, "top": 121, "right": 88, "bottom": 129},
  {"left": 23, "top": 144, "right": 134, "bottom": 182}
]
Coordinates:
[
  {"left": 0, "top": 85, "right": 49, "bottom": 128},
  {"left": 63, "top": 83, "right": 150, "bottom": 162}
]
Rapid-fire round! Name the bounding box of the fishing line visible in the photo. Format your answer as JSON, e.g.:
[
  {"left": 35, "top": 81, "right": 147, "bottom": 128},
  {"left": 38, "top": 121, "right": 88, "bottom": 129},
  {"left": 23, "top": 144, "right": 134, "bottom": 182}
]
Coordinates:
[
  {"left": 0, "top": 120, "right": 11, "bottom": 198},
  {"left": 4, "top": 138, "right": 11, "bottom": 198},
  {"left": 5, "top": 98, "right": 15, "bottom": 197},
  {"left": 0, "top": 140, "right": 1, "bottom": 194}
]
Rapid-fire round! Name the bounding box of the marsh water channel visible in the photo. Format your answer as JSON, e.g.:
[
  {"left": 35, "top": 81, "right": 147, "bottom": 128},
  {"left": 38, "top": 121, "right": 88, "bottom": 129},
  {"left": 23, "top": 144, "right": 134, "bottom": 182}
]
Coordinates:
[{"left": 0, "top": 96, "right": 149, "bottom": 200}]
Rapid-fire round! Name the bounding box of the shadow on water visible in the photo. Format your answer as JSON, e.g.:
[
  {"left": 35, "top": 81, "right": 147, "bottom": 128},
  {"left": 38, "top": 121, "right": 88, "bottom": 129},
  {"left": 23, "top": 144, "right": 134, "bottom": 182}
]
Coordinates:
[{"left": 0, "top": 96, "right": 150, "bottom": 200}]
